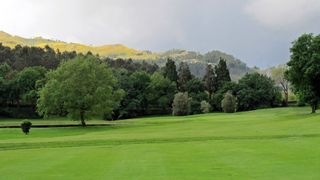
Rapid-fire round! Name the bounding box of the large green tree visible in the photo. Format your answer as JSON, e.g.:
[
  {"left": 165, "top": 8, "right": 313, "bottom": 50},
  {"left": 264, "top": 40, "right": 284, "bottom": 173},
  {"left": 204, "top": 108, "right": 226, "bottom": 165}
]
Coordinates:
[
  {"left": 237, "top": 73, "right": 281, "bottom": 111},
  {"left": 37, "top": 55, "right": 124, "bottom": 126},
  {"left": 286, "top": 33, "right": 320, "bottom": 113}
]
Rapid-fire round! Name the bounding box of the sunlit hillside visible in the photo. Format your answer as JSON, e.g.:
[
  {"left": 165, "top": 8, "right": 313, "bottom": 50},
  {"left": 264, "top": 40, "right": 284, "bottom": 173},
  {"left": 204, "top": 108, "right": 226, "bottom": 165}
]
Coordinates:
[{"left": 0, "top": 31, "right": 158, "bottom": 59}]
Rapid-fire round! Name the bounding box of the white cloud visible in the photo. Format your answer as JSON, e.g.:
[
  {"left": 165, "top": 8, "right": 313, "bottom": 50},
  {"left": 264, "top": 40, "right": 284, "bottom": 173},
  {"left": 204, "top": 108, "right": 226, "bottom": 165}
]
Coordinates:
[{"left": 244, "top": 0, "right": 320, "bottom": 30}]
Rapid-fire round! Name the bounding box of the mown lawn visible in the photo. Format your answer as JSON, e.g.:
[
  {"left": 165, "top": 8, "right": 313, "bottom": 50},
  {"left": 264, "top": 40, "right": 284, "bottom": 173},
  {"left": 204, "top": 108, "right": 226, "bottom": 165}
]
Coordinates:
[{"left": 0, "top": 107, "right": 320, "bottom": 179}]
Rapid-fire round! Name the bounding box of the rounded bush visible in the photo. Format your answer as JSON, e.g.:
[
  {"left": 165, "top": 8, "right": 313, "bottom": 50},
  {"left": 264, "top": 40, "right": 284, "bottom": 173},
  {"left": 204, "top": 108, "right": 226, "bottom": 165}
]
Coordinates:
[
  {"left": 200, "top": 100, "right": 211, "bottom": 113},
  {"left": 221, "top": 91, "right": 237, "bottom": 113},
  {"left": 172, "top": 92, "right": 191, "bottom": 116},
  {"left": 21, "top": 120, "right": 32, "bottom": 135}
]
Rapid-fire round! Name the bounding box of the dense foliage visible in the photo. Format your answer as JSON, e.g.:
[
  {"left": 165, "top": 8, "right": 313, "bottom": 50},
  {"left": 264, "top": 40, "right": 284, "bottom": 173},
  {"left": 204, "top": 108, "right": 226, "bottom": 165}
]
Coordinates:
[
  {"left": 286, "top": 33, "right": 320, "bottom": 113},
  {"left": 37, "top": 56, "right": 124, "bottom": 126},
  {"left": 237, "top": 73, "right": 281, "bottom": 111},
  {"left": 0, "top": 43, "right": 285, "bottom": 122}
]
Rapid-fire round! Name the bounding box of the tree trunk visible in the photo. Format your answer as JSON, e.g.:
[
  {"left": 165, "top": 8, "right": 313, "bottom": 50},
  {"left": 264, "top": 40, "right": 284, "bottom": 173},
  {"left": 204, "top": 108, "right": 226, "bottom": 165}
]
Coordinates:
[
  {"left": 16, "top": 98, "right": 20, "bottom": 108},
  {"left": 284, "top": 91, "right": 288, "bottom": 107},
  {"left": 80, "top": 111, "right": 86, "bottom": 127},
  {"left": 209, "top": 92, "right": 212, "bottom": 101},
  {"left": 311, "top": 104, "right": 316, "bottom": 114}
]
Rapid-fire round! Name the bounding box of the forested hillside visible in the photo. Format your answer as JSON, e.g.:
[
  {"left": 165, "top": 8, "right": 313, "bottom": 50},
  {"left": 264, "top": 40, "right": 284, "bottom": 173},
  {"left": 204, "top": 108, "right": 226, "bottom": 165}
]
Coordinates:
[{"left": 0, "top": 31, "right": 252, "bottom": 80}]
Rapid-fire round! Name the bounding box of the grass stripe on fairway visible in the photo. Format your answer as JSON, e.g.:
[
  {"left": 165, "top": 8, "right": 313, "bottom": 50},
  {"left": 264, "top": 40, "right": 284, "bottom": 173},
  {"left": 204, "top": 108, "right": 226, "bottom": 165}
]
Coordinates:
[{"left": 1, "top": 133, "right": 320, "bottom": 151}]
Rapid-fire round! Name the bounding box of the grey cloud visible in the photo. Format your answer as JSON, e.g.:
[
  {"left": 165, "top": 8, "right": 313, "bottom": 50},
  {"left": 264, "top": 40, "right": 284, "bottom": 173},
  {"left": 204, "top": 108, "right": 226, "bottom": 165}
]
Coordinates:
[{"left": 0, "top": 0, "right": 319, "bottom": 67}]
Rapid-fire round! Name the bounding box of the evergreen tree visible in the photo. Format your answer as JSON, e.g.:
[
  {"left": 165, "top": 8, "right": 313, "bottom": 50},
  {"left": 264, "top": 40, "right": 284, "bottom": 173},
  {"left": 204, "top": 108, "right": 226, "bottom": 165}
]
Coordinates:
[
  {"left": 163, "top": 58, "right": 178, "bottom": 82},
  {"left": 203, "top": 64, "right": 217, "bottom": 100},
  {"left": 177, "top": 62, "right": 192, "bottom": 92},
  {"left": 215, "top": 58, "right": 231, "bottom": 90}
]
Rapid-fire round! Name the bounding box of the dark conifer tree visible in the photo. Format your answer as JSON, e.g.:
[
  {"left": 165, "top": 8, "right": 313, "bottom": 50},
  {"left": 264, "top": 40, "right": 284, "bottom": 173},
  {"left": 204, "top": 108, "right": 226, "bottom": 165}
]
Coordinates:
[
  {"left": 163, "top": 58, "right": 178, "bottom": 82},
  {"left": 215, "top": 58, "right": 231, "bottom": 90},
  {"left": 203, "top": 64, "right": 217, "bottom": 100},
  {"left": 177, "top": 62, "right": 192, "bottom": 92}
]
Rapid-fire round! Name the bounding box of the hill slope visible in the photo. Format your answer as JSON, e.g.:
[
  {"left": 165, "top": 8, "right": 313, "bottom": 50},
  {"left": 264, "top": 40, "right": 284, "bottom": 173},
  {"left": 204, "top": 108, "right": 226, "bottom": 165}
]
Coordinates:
[
  {"left": 0, "top": 31, "right": 157, "bottom": 59},
  {"left": 0, "top": 31, "right": 252, "bottom": 79}
]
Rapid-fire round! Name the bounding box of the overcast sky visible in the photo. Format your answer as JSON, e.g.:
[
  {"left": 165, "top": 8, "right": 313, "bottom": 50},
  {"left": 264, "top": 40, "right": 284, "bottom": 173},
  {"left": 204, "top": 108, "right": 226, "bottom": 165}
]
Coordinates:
[{"left": 0, "top": 0, "right": 319, "bottom": 67}]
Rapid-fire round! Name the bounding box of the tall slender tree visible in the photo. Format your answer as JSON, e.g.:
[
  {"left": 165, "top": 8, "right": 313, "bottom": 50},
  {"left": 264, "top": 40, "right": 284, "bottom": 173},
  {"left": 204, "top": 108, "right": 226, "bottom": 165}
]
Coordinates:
[
  {"left": 163, "top": 58, "right": 178, "bottom": 82},
  {"left": 177, "top": 62, "right": 192, "bottom": 92},
  {"left": 203, "top": 64, "right": 217, "bottom": 100},
  {"left": 215, "top": 58, "right": 231, "bottom": 90}
]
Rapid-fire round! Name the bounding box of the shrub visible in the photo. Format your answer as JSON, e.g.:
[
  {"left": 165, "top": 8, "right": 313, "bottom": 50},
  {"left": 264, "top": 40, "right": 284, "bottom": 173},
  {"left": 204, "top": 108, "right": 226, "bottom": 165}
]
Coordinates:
[
  {"left": 172, "top": 92, "right": 191, "bottom": 116},
  {"left": 210, "top": 82, "right": 239, "bottom": 112},
  {"left": 21, "top": 120, "right": 32, "bottom": 135},
  {"left": 200, "top": 100, "right": 211, "bottom": 113},
  {"left": 221, "top": 91, "right": 237, "bottom": 113}
]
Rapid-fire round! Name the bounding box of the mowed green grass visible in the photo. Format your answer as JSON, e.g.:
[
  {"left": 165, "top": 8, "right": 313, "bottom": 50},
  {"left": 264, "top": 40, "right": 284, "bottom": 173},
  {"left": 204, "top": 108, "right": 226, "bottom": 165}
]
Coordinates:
[{"left": 0, "top": 107, "right": 320, "bottom": 179}]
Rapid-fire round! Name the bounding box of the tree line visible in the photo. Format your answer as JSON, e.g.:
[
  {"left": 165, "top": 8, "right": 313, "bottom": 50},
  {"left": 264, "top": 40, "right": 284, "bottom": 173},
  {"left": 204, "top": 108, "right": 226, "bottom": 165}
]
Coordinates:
[
  {"left": 1, "top": 33, "right": 318, "bottom": 124},
  {"left": 0, "top": 43, "right": 283, "bottom": 121}
]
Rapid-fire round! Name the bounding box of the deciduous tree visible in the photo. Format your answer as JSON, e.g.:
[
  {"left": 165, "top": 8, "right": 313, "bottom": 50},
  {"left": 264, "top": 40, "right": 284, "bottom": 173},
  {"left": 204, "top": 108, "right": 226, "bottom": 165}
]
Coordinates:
[
  {"left": 286, "top": 33, "right": 320, "bottom": 113},
  {"left": 37, "top": 55, "right": 124, "bottom": 126},
  {"left": 271, "top": 65, "right": 289, "bottom": 106}
]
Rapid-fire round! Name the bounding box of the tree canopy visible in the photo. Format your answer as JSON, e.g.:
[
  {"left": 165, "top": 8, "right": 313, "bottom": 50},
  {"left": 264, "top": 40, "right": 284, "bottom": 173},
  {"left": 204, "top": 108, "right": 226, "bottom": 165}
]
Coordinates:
[
  {"left": 37, "top": 55, "right": 124, "bottom": 126},
  {"left": 286, "top": 33, "right": 320, "bottom": 113},
  {"left": 237, "top": 73, "right": 281, "bottom": 111}
]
